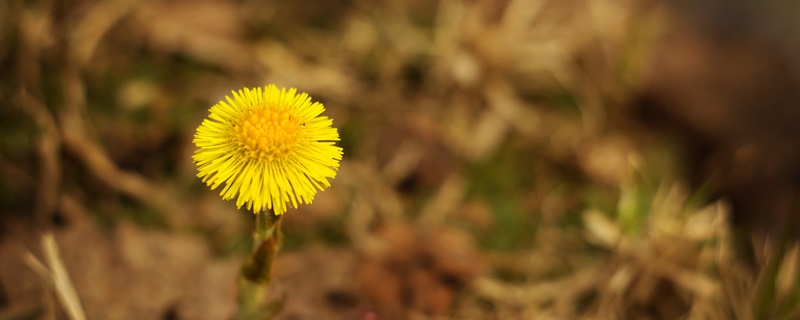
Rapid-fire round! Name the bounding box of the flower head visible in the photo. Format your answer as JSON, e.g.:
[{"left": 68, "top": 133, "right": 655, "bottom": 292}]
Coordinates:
[{"left": 193, "top": 85, "right": 342, "bottom": 214}]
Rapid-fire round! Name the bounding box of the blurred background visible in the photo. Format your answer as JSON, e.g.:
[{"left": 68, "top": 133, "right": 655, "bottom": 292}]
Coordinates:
[{"left": 2, "top": 0, "right": 800, "bottom": 319}]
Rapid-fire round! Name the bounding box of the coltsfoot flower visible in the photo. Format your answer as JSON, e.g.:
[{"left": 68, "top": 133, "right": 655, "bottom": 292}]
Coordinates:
[{"left": 193, "top": 85, "right": 342, "bottom": 214}]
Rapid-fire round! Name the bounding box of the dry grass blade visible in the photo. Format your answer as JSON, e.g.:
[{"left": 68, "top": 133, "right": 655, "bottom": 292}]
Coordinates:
[{"left": 23, "top": 233, "right": 87, "bottom": 320}]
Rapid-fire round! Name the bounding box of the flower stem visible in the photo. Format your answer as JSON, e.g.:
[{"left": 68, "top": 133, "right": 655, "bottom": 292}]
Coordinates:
[{"left": 237, "top": 209, "right": 283, "bottom": 320}]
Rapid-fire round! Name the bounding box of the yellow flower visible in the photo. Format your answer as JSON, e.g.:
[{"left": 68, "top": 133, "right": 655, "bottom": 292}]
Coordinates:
[{"left": 193, "top": 85, "right": 342, "bottom": 214}]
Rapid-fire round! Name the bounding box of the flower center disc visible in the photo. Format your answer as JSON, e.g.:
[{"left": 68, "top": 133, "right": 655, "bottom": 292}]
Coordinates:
[{"left": 234, "top": 108, "right": 302, "bottom": 160}]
